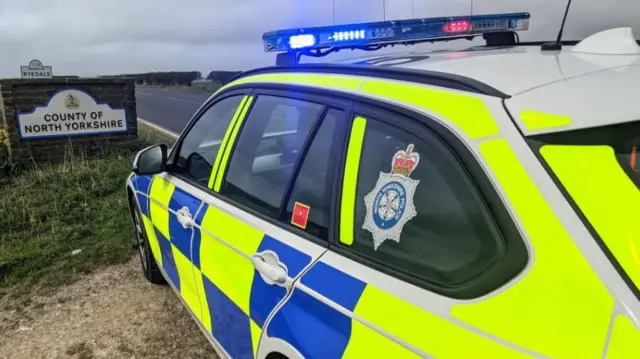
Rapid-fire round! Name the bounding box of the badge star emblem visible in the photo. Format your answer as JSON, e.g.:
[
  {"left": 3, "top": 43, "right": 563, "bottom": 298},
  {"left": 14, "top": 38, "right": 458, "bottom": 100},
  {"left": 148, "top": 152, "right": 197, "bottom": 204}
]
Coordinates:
[{"left": 362, "top": 144, "right": 420, "bottom": 250}]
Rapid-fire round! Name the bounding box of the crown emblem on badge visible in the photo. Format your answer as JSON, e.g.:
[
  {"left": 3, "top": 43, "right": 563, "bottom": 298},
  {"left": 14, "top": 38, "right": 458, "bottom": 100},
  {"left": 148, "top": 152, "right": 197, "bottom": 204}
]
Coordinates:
[
  {"left": 391, "top": 144, "right": 420, "bottom": 177},
  {"left": 64, "top": 93, "right": 80, "bottom": 109}
]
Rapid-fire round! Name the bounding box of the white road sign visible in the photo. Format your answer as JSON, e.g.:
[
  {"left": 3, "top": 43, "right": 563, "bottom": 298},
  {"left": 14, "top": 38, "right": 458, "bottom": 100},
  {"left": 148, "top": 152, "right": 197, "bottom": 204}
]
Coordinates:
[
  {"left": 17, "top": 89, "right": 127, "bottom": 139},
  {"left": 20, "top": 59, "right": 53, "bottom": 79}
]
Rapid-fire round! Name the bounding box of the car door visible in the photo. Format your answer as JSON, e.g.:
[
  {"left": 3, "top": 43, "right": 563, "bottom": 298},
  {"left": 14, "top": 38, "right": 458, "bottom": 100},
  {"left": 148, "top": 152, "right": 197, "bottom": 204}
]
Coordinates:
[
  {"left": 259, "top": 103, "right": 529, "bottom": 358},
  {"left": 191, "top": 89, "right": 352, "bottom": 359},
  {"left": 145, "top": 91, "right": 251, "bottom": 332}
]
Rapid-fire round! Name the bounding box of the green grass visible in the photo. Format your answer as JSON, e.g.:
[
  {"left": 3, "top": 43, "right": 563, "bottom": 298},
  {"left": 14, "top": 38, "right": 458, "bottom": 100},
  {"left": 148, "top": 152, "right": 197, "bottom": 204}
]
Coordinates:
[
  {"left": 138, "top": 120, "right": 178, "bottom": 148},
  {"left": 0, "top": 144, "right": 147, "bottom": 303}
]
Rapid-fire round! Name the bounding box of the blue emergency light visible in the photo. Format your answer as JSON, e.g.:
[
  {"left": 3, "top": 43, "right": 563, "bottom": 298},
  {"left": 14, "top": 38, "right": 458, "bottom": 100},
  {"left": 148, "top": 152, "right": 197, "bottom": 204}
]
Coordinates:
[{"left": 262, "top": 12, "right": 530, "bottom": 54}]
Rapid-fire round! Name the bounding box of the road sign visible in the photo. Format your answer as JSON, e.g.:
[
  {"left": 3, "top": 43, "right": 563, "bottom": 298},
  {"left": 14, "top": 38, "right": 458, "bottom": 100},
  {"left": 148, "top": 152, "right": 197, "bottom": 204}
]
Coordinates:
[
  {"left": 17, "top": 89, "right": 127, "bottom": 139},
  {"left": 20, "top": 59, "right": 53, "bottom": 79}
]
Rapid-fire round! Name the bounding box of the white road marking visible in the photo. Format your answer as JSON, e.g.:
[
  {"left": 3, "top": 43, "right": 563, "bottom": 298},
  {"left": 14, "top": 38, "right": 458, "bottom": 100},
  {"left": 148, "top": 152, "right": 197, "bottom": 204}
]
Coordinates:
[
  {"left": 136, "top": 91, "right": 204, "bottom": 105},
  {"left": 166, "top": 96, "right": 203, "bottom": 104},
  {"left": 138, "top": 118, "right": 179, "bottom": 139}
]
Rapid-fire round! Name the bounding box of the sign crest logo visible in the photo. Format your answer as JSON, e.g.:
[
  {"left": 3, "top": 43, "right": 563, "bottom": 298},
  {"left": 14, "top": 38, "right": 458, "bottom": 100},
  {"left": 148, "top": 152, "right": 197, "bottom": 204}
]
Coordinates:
[
  {"left": 363, "top": 144, "right": 420, "bottom": 250},
  {"left": 64, "top": 93, "right": 80, "bottom": 109}
]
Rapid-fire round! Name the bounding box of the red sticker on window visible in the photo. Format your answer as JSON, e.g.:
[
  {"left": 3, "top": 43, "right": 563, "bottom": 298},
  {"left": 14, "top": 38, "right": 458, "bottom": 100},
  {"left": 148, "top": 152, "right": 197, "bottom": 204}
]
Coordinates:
[{"left": 291, "top": 202, "right": 310, "bottom": 230}]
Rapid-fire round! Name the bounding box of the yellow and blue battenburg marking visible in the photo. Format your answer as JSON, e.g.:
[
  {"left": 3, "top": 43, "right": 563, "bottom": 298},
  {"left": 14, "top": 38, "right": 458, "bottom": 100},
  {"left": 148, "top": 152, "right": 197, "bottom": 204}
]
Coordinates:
[
  {"left": 131, "top": 172, "right": 318, "bottom": 359},
  {"left": 266, "top": 261, "right": 367, "bottom": 359},
  {"left": 128, "top": 66, "right": 639, "bottom": 358},
  {"left": 197, "top": 201, "right": 314, "bottom": 359}
]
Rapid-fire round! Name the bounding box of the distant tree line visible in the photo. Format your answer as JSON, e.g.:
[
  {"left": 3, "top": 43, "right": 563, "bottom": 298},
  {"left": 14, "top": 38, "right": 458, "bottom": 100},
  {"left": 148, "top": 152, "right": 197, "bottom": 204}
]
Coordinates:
[
  {"left": 205, "top": 71, "right": 242, "bottom": 85},
  {"left": 102, "top": 70, "right": 242, "bottom": 87},
  {"left": 104, "top": 71, "right": 202, "bottom": 86}
]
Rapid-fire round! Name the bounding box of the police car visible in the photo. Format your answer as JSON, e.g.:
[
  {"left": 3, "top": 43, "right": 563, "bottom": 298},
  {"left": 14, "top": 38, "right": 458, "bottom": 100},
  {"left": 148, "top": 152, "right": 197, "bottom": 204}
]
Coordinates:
[{"left": 126, "top": 10, "right": 640, "bottom": 359}]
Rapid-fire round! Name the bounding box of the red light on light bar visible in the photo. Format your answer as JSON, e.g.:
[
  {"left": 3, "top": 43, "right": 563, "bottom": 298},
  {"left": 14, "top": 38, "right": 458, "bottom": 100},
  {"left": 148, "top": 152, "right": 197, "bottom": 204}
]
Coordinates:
[{"left": 444, "top": 20, "right": 471, "bottom": 33}]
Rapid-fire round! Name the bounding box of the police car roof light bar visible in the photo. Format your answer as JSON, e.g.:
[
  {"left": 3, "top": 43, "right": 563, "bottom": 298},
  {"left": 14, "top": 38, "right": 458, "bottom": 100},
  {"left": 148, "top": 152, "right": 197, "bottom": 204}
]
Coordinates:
[{"left": 263, "top": 12, "right": 531, "bottom": 66}]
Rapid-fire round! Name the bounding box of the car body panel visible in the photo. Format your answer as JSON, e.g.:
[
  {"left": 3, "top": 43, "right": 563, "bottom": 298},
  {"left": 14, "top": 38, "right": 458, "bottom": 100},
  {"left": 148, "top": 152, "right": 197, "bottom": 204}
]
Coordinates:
[
  {"left": 504, "top": 61, "right": 640, "bottom": 135},
  {"left": 127, "top": 45, "right": 640, "bottom": 358},
  {"left": 335, "top": 45, "right": 640, "bottom": 96}
]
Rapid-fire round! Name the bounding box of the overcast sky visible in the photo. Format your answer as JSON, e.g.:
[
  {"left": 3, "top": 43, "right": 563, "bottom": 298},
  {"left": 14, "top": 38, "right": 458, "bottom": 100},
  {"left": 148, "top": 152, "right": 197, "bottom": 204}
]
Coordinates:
[{"left": 1, "top": 0, "right": 639, "bottom": 78}]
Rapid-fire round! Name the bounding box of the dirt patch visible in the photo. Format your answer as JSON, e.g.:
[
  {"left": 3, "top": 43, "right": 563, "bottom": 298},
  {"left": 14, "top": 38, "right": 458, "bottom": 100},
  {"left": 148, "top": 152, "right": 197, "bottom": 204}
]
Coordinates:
[{"left": 0, "top": 256, "right": 218, "bottom": 359}]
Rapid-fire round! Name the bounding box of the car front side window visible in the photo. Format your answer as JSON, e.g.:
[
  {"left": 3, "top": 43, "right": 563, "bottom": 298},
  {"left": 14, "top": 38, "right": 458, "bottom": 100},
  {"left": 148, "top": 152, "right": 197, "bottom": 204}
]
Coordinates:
[
  {"left": 219, "top": 95, "right": 324, "bottom": 219},
  {"left": 172, "top": 95, "right": 245, "bottom": 186}
]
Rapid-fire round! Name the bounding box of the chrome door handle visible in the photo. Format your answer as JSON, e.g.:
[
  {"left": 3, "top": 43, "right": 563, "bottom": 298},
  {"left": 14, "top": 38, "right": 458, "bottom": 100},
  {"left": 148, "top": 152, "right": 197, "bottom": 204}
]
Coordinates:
[
  {"left": 176, "top": 207, "right": 194, "bottom": 229},
  {"left": 251, "top": 251, "right": 287, "bottom": 285}
]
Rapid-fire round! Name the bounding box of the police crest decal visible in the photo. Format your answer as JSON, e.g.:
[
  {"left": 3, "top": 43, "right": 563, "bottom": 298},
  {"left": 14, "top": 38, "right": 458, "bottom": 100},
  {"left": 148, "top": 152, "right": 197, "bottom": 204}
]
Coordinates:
[{"left": 363, "top": 144, "right": 420, "bottom": 250}]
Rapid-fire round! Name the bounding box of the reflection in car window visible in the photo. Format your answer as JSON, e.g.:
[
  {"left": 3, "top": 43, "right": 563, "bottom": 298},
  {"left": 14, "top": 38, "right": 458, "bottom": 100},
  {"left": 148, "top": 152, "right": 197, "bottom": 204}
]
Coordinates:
[
  {"left": 266, "top": 105, "right": 299, "bottom": 133},
  {"left": 285, "top": 109, "right": 343, "bottom": 240},
  {"left": 531, "top": 122, "right": 640, "bottom": 189},
  {"left": 173, "top": 95, "right": 244, "bottom": 186},
  {"left": 346, "top": 117, "right": 503, "bottom": 286},
  {"left": 221, "top": 95, "right": 324, "bottom": 218}
]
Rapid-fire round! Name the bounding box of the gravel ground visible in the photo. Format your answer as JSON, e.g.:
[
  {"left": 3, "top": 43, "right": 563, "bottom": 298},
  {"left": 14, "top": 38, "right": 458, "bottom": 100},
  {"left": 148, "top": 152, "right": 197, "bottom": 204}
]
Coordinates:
[{"left": 0, "top": 256, "right": 218, "bottom": 359}]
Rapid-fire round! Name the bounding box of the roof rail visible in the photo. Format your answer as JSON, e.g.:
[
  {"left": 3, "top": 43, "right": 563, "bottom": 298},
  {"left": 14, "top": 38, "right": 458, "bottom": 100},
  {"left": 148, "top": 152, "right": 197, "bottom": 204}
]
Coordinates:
[{"left": 228, "top": 63, "right": 509, "bottom": 98}]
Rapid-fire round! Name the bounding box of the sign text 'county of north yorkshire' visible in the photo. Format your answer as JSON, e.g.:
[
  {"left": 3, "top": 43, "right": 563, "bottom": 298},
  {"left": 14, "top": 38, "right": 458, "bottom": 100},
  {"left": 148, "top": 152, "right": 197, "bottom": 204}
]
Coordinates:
[
  {"left": 17, "top": 89, "right": 127, "bottom": 139},
  {"left": 20, "top": 59, "right": 53, "bottom": 79}
]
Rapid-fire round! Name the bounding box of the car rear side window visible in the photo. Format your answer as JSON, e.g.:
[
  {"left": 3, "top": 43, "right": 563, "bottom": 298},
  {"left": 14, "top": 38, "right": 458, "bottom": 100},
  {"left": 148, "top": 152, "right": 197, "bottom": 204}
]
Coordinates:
[
  {"left": 220, "top": 95, "right": 324, "bottom": 219},
  {"left": 284, "top": 109, "right": 344, "bottom": 240},
  {"left": 344, "top": 117, "right": 505, "bottom": 287},
  {"left": 173, "top": 95, "right": 245, "bottom": 186}
]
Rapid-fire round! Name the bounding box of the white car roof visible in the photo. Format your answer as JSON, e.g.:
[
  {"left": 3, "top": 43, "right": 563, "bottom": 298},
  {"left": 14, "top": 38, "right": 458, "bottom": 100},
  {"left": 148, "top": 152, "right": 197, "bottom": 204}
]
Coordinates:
[
  {"left": 336, "top": 45, "right": 640, "bottom": 96},
  {"left": 334, "top": 44, "right": 640, "bottom": 135}
]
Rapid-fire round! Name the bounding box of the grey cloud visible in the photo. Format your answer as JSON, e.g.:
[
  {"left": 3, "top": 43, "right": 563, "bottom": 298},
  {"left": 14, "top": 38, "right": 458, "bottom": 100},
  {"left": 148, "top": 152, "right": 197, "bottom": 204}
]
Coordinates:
[{"left": 1, "top": 0, "right": 640, "bottom": 78}]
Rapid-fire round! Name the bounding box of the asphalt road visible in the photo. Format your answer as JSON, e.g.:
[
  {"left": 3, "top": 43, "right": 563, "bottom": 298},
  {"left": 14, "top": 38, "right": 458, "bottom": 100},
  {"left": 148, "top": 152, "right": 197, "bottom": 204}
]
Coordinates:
[{"left": 135, "top": 87, "right": 210, "bottom": 134}]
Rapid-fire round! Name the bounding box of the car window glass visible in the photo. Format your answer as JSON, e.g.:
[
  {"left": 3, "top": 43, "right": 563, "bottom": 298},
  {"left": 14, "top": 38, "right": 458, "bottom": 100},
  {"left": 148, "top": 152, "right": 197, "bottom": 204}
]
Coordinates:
[
  {"left": 173, "top": 95, "right": 244, "bottom": 185},
  {"left": 285, "top": 109, "right": 343, "bottom": 240},
  {"left": 347, "top": 117, "right": 501, "bottom": 286},
  {"left": 220, "top": 95, "right": 324, "bottom": 218}
]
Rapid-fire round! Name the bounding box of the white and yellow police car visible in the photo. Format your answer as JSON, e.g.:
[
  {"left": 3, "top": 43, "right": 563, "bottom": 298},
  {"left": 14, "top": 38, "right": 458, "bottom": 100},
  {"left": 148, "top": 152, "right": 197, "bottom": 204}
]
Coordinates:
[{"left": 126, "top": 10, "right": 640, "bottom": 359}]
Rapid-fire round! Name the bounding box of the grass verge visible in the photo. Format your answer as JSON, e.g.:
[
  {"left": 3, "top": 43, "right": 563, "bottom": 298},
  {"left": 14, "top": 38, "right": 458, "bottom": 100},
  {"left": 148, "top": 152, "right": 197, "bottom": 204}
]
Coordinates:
[
  {"left": 138, "top": 120, "right": 178, "bottom": 148},
  {"left": 0, "top": 143, "right": 147, "bottom": 307}
]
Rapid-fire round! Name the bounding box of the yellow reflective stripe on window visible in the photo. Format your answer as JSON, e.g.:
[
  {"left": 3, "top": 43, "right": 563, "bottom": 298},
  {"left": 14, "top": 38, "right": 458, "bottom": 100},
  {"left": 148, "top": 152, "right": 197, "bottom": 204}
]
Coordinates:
[
  {"left": 605, "top": 315, "right": 640, "bottom": 359},
  {"left": 199, "top": 205, "right": 263, "bottom": 316},
  {"left": 340, "top": 116, "right": 367, "bottom": 246},
  {"left": 208, "top": 95, "right": 249, "bottom": 189},
  {"left": 222, "top": 73, "right": 499, "bottom": 141},
  {"left": 360, "top": 80, "right": 499, "bottom": 139},
  {"left": 149, "top": 175, "right": 175, "bottom": 240},
  {"left": 451, "top": 139, "right": 614, "bottom": 359},
  {"left": 541, "top": 145, "right": 640, "bottom": 289},
  {"left": 520, "top": 110, "right": 572, "bottom": 131},
  {"left": 351, "top": 285, "right": 532, "bottom": 358},
  {"left": 227, "top": 73, "right": 363, "bottom": 91},
  {"left": 214, "top": 96, "right": 255, "bottom": 192}
]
